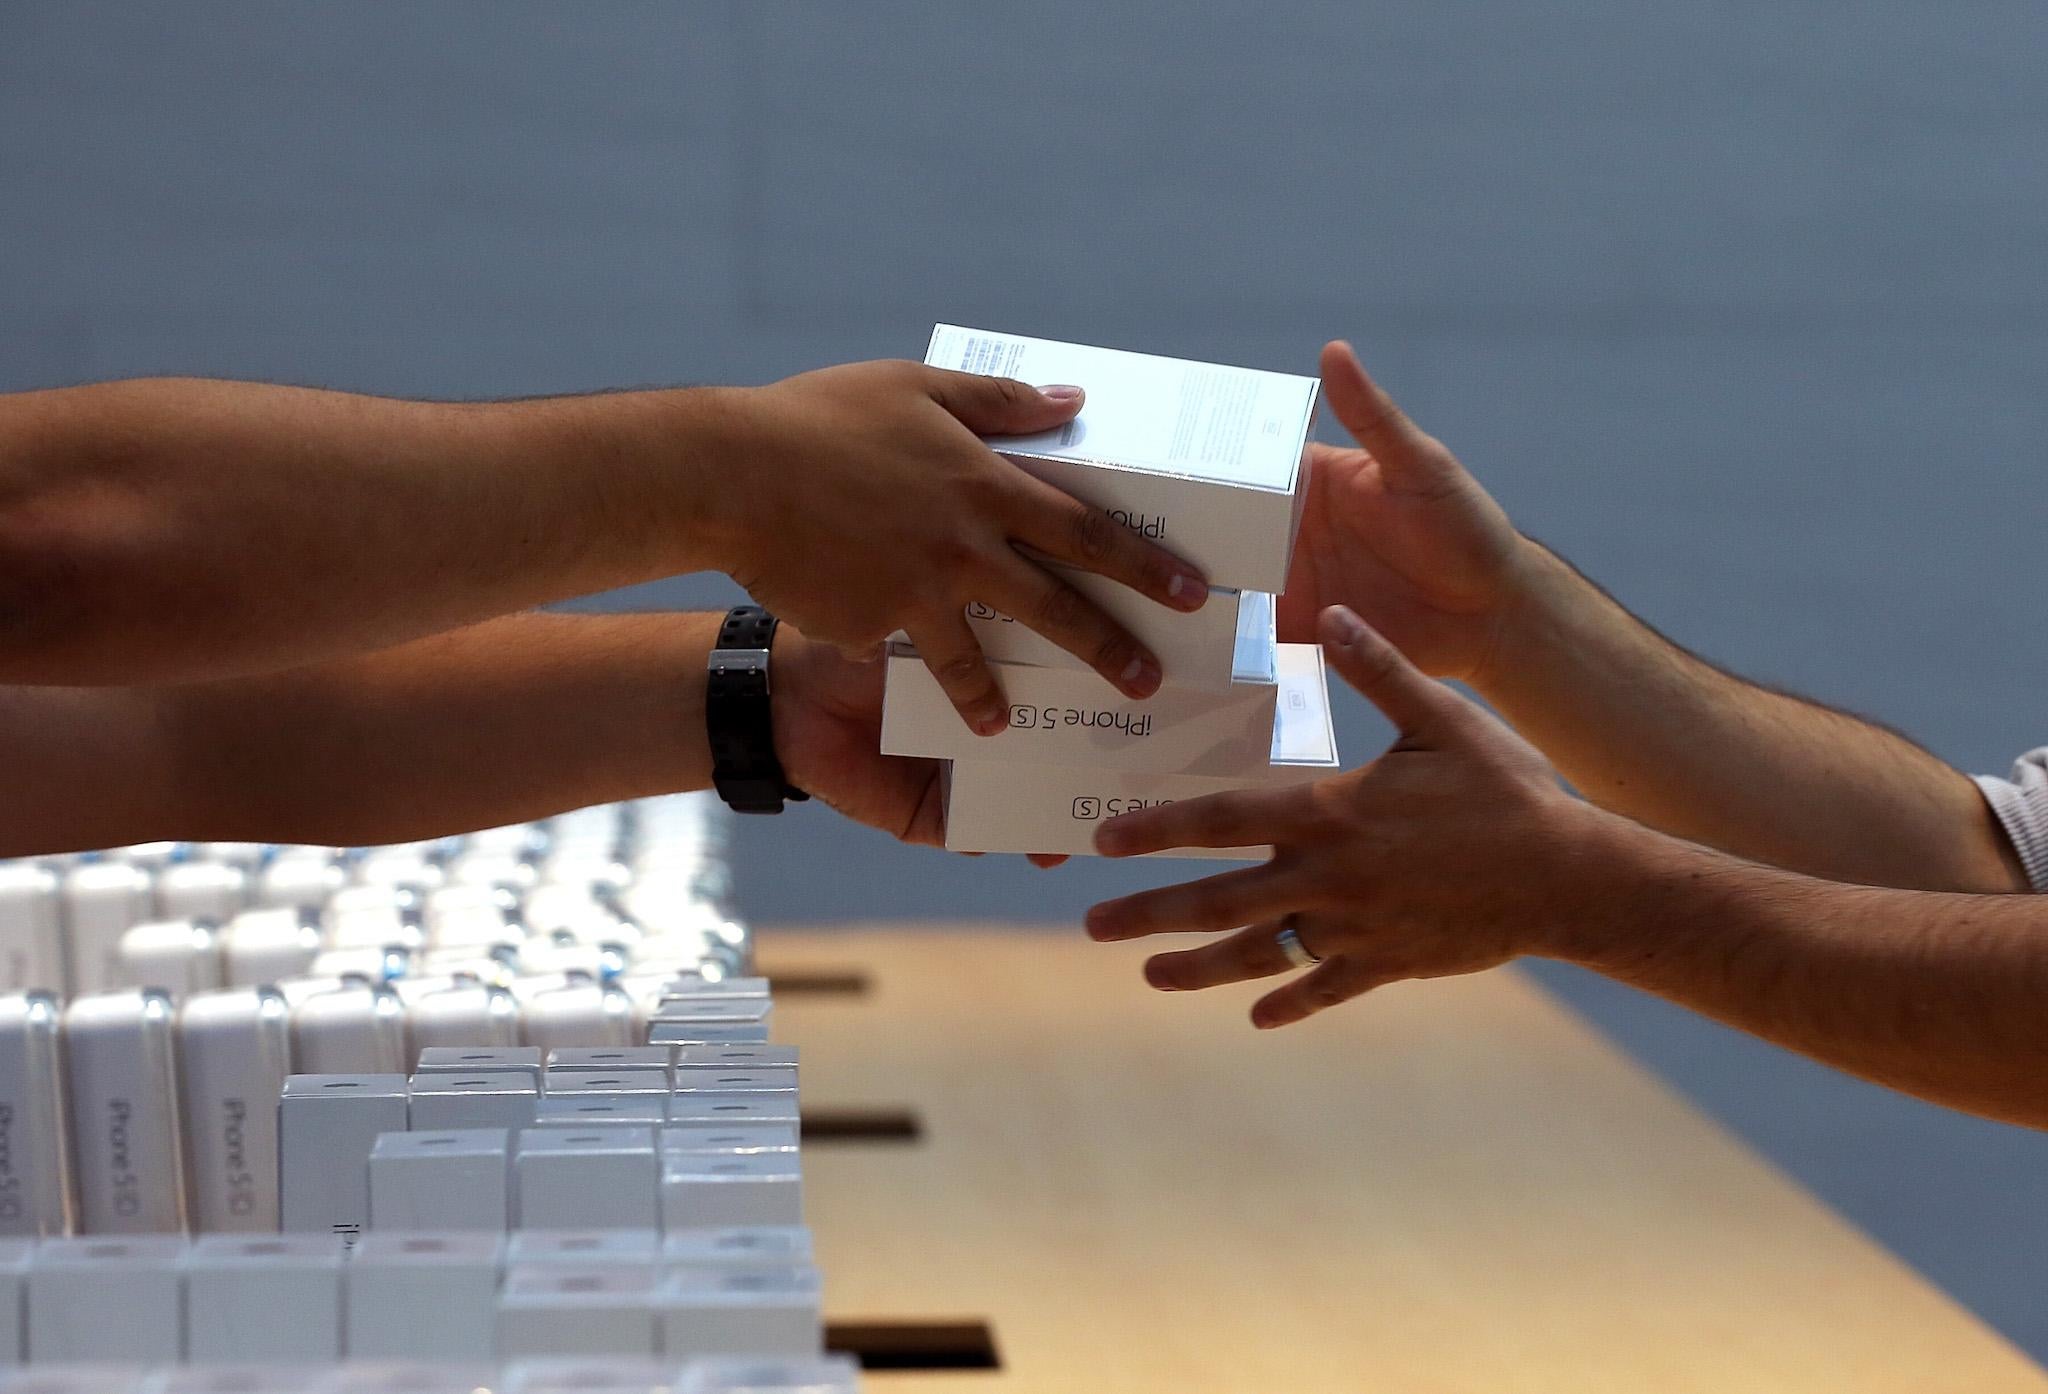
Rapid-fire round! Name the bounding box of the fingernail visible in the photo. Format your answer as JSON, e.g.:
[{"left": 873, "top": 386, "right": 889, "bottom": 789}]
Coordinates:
[
  {"left": 1038, "top": 383, "right": 1083, "bottom": 402},
  {"left": 1327, "top": 606, "right": 1370, "bottom": 645},
  {"left": 1083, "top": 908, "right": 1117, "bottom": 941},
  {"left": 1167, "top": 573, "right": 1209, "bottom": 611},
  {"left": 1093, "top": 822, "right": 1130, "bottom": 857},
  {"left": 973, "top": 706, "right": 1008, "bottom": 736},
  {"left": 1121, "top": 653, "right": 1161, "bottom": 698}
]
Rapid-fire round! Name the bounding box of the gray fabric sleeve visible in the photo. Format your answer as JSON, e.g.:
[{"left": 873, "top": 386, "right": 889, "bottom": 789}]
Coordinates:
[{"left": 1973, "top": 748, "right": 2048, "bottom": 893}]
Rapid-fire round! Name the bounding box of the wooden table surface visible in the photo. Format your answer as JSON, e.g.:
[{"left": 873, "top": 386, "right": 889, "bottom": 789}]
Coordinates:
[{"left": 763, "top": 925, "right": 2047, "bottom": 1394}]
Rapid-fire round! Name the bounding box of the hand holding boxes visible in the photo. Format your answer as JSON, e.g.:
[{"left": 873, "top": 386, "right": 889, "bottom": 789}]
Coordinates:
[{"left": 893, "top": 327, "right": 1338, "bottom": 858}]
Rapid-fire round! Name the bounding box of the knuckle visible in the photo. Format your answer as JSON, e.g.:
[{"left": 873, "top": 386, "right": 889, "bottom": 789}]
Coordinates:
[
  {"left": 1037, "top": 584, "right": 1088, "bottom": 634},
  {"left": 934, "top": 652, "right": 986, "bottom": 688},
  {"left": 1071, "top": 506, "right": 1118, "bottom": 562},
  {"left": 1092, "top": 630, "right": 1137, "bottom": 675}
]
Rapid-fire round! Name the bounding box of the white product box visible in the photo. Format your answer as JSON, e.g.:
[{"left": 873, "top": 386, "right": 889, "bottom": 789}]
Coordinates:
[
  {"left": 669, "top": 1068, "right": 798, "bottom": 1098},
  {"left": 679, "top": 1356, "right": 860, "bottom": 1394},
  {"left": 925, "top": 324, "right": 1318, "bottom": 594},
  {"left": 659, "top": 1125, "right": 801, "bottom": 1157},
  {"left": 369, "top": 1129, "right": 511, "bottom": 1231},
  {"left": 532, "top": 1098, "right": 667, "bottom": 1130},
  {"left": 659, "top": 976, "right": 770, "bottom": 1001},
  {"left": 177, "top": 987, "right": 292, "bottom": 1232},
  {"left": 503, "top": 1229, "right": 659, "bottom": 1269},
  {"left": 27, "top": 1235, "right": 186, "bottom": 1362},
  {"left": 0, "top": 1367, "right": 151, "bottom": 1394},
  {"left": 515, "top": 1128, "right": 660, "bottom": 1231},
  {"left": 288, "top": 985, "right": 409, "bottom": 1076},
  {"left": 893, "top": 577, "right": 1274, "bottom": 693},
  {"left": 218, "top": 908, "right": 323, "bottom": 989},
  {"left": 344, "top": 1231, "right": 505, "bottom": 1362},
  {"left": 944, "top": 641, "right": 1340, "bottom": 857},
  {"left": 656, "top": 1267, "right": 822, "bottom": 1362},
  {"left": 495, "top": 1265, "right": 660, "bottom": 1359},
  {"left": 665, "top": 1096, "right": 800, "bottom": 1130},
  {"left": 183, "top": 1233, "right": 347, "bottom": 1362},
  {"left": 545, "top": 1046, "right": 673, "bottom": 1076},
  {"left": 62, "top": 860, "right": 154, "bottom": 997},
  {"left": 322, "top": 1364, "right": 500, "bottom": 1394},
  {"left": 659, "top": 1155, "right": 804, "bottom": 1231},
  {"left": 0, "top": 993, "right": 71, "bottom": 1237},
  {"left": 661, "top": 1227, "right": 814, "bottom": 1273},
  {"left": 407, "top": 982, "right": 522, "bottom": 1051},
  {"left": 882, "top": 644, "right": 1278, "bottom": 776},
  {"left": 61, "top": 990, "right": 185, "bottom": 1234},
  {"left": 520, "top": 983, "right": 638, "bottom": 1055},
  {"left": 154, "top": 861, "right": 247, "bottom": 925},
  {"left": 543, "top": 1072, "right": 671, "bottom": 1108},
  {"left": 673, "top": 1045, "right": 798, "bottom": 1073},
  {"left": 277, "top": 1073, "right": 410, "bottom": 1243},
  {"left": 0, "top": 1238, "right": 28, "bottom": 1361},
  {"left": 501, "top": 1357, "right": 675, "bottom": 1394},
  {"left": 646, "top": 999, "right": 772, "bottom": 1047},
  {"left": 149, "top": 1368, "right": 326, "bottom": 1394},
  {"left": 414, "top": 1045, "right": 542, "bottom": 1082},
  {"left": 114, "top": 919, "right": 223, "bottom": 999},
  {"left": 254, "top": 854, "right": 345, "bottom": 912},
  {"left": 0, "top": 863, "right": 63, "bottom": 995},
  {"left": 407, "top": 1072, "right": 539, "bottom": 1133}
]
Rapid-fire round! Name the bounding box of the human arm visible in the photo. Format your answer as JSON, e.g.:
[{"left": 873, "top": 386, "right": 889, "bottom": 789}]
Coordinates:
[
  {"left": 0, "top": 364, "right": 1208, "bottom": 725},
  {"left": 0, "top": 610, "right": 938, "bottom": 854},
  {"left": 1086, "top": 607, "right": 2048, "bottom": 1128},
  {"left": 1281, "top": 340, "right": 2022, "bottom": 892}
]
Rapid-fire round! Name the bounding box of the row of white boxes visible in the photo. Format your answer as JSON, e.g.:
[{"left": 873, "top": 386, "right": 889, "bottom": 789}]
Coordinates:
[
  {"left": 0, "top": 979, "right": 774, "bottom": 1237},
  {"left": 0, "top": 1229, "right": 833, "bottom": 1368},
  {"left": 0, "top": 1357, "right": 855, "bottom": 1394},
  {"left": 0, "top": 794, "right": 744, "bottom": 999},
  {"left": 287, "top": 1044, "right": 801, "bottom": 1239},
  {"left": 890, "top": 327, "right": 1340, "bottom": 857}
]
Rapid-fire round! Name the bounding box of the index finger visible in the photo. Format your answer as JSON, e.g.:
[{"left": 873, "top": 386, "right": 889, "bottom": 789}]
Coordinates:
[
  {"left": 1094, "top": 784, "right": 1312, "bottom": 858},
  {"left": 1004, "top": 474, "right": 1208, "bottom": 614}
]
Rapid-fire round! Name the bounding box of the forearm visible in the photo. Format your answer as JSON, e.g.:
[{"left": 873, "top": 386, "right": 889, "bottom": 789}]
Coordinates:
[
  {"left": 0, "top": 378, "right": 746, "bottom": 683},
  {"left": 1479, "top": 544, "right": 2022, "bottom": 892},
  {"left": 0, "top": 611, "right": 720, "bottom": 854},
  {"left": 1557, "top": 815, "right": 2048, "bottom": 1125}
]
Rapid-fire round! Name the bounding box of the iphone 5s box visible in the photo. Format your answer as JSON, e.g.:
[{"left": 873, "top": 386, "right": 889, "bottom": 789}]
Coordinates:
[
  {"left": 893, "top": 579, "right": 1273, "bottom": 692},
  {"left": 883, "top": 641, "right": 1281, "bottom": 775},
  {"left": 925, "top": 325, "right": 1318, "bottom": 595},
  {"left": 942, "top": 643, "right": 1339, "bottom": 858}
]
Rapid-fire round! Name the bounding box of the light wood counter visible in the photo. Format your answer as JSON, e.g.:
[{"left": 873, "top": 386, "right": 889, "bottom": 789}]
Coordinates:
[{"left": 764, "top": 925, "right": 2045, "bottom": 1393}]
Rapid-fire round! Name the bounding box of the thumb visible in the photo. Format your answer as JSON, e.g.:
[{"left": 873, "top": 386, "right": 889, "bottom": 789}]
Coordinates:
[
  {"left": 924, "top": 367, "right": 1085, "bottom": 436},
  {"left": 1318, "top": 605, "right": 1468, "bottom": 741},
  {"left": 1318, "top": 340, "right": 1459, "bottom": 492}
]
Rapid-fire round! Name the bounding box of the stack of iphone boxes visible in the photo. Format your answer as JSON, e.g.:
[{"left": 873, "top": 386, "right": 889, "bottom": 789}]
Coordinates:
[{"left": 885, "top": 327, "right": 1338, "bottom": 859}]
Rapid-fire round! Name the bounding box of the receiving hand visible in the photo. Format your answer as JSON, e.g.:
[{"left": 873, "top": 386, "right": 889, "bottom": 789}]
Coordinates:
[
  {"left": 718, "top": 361, "right": 1208, "bottom": 734},
  {"left": 1083, "top": 606, "right": 1628, "bottom": 1028},
  {"left": 1283, "top": 342, "right": 1530, "bottom": 684}
]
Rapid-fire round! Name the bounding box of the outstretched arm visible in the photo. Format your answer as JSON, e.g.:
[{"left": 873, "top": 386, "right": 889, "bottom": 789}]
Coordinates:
[
  {"left": 1088, "top": 608, "right": 2048, "bottom": 1128},
  {"left": 0, "top": 364, "right": 1207, "bottom": 731},
  {"left": 1281, "top": 340, "right": 2022, "bottom": 892},
  {"left": 0, "top": 610, "right": 937, "bottom": 855}
]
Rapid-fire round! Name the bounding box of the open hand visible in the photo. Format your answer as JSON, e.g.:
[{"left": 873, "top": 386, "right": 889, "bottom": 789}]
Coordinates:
[
  {"left": 1083, "top": 605, "right": 1622, "bottom": 1028},
  {"left": 1283, "top": 343, "right": 1529, "bottom": 684}
]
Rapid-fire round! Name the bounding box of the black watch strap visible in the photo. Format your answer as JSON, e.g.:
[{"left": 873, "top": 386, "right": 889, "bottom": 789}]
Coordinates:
[{"left": 706, "top": 605, "right": 811, "bottom": 815}]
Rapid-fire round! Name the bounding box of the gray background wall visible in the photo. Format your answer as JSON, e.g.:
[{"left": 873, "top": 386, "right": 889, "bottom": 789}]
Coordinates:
[{"left": 4, "top": 0, "right": 2046, "bottom": 1359}]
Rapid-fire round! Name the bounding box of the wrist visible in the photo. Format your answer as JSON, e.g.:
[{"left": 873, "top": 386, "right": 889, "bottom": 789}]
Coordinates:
[
  {"left": 1465, "top": 541, "right": 1590, "bottom": 705},
  {"left": 1523, "top": 800, "right": 1684, "bottom": 968}
]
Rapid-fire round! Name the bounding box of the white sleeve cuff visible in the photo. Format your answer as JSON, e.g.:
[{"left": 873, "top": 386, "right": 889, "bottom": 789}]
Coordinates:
[{"left": 1973, "top": 747, "right": 2048, "bottom": 893}]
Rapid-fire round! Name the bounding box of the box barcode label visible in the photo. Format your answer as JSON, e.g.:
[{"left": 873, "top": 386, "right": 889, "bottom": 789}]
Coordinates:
[{"left": 951, "top": 334, "right": 1026, "bottom": 380}]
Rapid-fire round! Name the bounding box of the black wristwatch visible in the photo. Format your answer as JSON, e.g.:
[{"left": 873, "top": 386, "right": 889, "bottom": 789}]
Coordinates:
[{"left": 706, "top": 605, "right": 811, "bottom": 815}]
